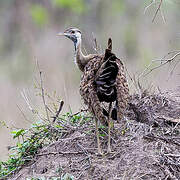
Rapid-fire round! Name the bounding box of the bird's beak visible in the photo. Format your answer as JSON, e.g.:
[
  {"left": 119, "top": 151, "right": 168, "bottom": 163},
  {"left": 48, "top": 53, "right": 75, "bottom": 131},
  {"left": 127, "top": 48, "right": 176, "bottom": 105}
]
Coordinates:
[
  {"left": 57, "top": 32, "right": 64, "bottom": 36},
  {"left": 57, "top": 32, "right": 69, "bottom": 37}
]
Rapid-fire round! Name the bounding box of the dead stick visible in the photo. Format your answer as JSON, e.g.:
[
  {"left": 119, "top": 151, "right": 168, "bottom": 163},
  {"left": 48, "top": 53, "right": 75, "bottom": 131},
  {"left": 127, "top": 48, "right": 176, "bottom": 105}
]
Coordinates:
[
  {"left": 52, "top": 100, "right": 64, "bottom": 123},
  {"left": 37, "top": 151, "right": 84, "bottom": 156},
  {"left": 152, "top": 0, "right": 163, "bottom": 22},
  {"left": 37, "top": 61, "right": 50, "bottom": 122}
]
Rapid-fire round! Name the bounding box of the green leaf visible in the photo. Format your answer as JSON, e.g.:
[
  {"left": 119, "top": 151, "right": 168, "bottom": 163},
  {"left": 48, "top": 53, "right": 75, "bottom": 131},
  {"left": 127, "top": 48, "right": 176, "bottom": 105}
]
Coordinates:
[
  {"left": 99, "top": 133, "right": 106, "bottom": 137},
  {"left": 55, "top": 124, "right": 63, "bottom": 129},
  {"left": 17, "top": 142, "right": 22, "bottom": 149},
  {"left": 11, "top": 129, "right": 25, "bottom": 139},
  {"left": 99, "top": 125, "right": 106, "bottom": 129}
]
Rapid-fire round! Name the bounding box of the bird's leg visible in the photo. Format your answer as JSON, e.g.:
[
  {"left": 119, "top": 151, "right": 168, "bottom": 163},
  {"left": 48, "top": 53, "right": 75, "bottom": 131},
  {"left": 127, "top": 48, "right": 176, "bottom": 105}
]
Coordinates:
[
  {"left": 107, "top": 119, "right": 111, "bottom": 153},
  {"left": 107, "top": 102, "right": 112, "bottom": 153},
  {"left": 95, "top": 118, "right": 103, "bottom": 155}
]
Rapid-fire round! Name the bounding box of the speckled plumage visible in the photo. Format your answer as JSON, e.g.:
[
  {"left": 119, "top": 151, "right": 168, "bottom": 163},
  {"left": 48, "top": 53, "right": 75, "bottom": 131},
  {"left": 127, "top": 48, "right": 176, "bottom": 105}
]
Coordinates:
[
  {"left": 80, "top": 39, "right": 129, "bottom": 126},
  {"left": 80, "top": 54, "right": 107, "bottom": 125},
  {"left": 58, "top": 28, "right": 129, "bottom": 154}
]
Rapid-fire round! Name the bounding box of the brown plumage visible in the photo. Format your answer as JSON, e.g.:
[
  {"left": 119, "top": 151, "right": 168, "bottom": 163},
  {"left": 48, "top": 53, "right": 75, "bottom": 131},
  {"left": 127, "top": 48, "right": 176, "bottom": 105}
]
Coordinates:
[{"left": 58, "top": 28, "right": 129, "bottom": 154}]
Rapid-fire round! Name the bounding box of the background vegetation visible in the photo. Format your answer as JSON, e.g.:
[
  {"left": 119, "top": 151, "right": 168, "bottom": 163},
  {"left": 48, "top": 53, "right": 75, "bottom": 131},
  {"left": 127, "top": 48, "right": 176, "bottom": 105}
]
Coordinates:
[{"left": 0, "top": 0, "right": 180, "bottom": 161}]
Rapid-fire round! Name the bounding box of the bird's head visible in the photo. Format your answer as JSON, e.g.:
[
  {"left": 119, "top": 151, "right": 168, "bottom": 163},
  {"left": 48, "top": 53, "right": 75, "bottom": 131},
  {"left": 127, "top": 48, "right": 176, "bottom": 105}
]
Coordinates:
[{"left": 58, "top": 27, "right": 82, "bottom": 50}]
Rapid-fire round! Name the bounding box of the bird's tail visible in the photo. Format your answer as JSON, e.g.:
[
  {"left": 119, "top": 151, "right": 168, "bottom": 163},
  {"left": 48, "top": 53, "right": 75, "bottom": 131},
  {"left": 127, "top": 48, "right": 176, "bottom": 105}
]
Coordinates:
[
  {"left": 95, "top": 39, "right": 118, "bottom": 103},
  {"left": 108, "top": 38, "right": 112, "bottom": 50},
  {"left": 94, "top": 38, "right": 119, "bottom": 121}
]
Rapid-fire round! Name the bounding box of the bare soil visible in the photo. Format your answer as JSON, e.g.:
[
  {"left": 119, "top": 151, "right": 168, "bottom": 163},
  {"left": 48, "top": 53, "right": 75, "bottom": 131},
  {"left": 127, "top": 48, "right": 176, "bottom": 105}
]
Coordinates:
[{"left": 9, "top": 92, "right": 180, "bottom": 180}]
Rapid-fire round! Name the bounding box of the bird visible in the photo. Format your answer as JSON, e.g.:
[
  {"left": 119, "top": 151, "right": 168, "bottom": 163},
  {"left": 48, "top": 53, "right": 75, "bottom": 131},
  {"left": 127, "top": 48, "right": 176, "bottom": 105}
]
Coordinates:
[{"left": 58, "top": 27, "right": 129, "bottom": 155}]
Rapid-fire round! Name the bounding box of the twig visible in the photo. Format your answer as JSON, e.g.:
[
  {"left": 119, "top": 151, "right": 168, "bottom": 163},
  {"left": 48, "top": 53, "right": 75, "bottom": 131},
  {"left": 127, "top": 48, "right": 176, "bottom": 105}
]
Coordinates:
[
  {"left": 144, "top": 0, "right": 156, "bottom": 14},
  {"left": 124, "top": 65, "right": 144, "bottom": 95},
  {"left": 144, "top": 134, "right": 180, "bottom": 146},
  {"left": 20, "top": 89, "right": 44, "bottom": 120},
  {"left": 164, "top": 153, "right": 180, "bottom": 157},
  {"left": 37, "top": 61, "right": 50, "bottom": 122},
  {"left": 157, "top": 115, "right": 180, "bottom": 123},
  {"left": 16, "top": 104, "right": 31, "bottom": 123},
  {"left": 144, "top": 60, "right": 170, "bottom": 77},
  {"left": 141, "top": 51, "right": 180, "bottom": 77},
  {"left": 52, "top": 100, "right": 64, "bottom": 123},
  {"left": 69, "top": 109, "right": 88, "bottom": 117},
  {"left": 77, "top": 142, "right": 89, "bottom": 156},
  {"left": 46, "top": 106, "right": 54, "bottom": 114},
  {"left": 77, "top": 143, "right": 91, "bottom": 170},
  {"left": 158, "top": 163, "right": 177, "bottom": 179},
  {"left": 153, "top": 52, "right": 180, "bottom": 62},
  {"left": 152, "top": 0, "right": 163, "bottom": 22},
  {"left": 144, "top": 0, "right": 165, "bottom": 23},
  {"left": 167, "top": 60, "right": 180, "bottom": 81},
  {"left": 160, "top": 7, "right": 166, "bottom": 23},
  {"left": 100, "top": 128, "right": 116, "bottom": 143},
  {"left": 37, "top": 151, "right": 84, "bottom": 156},
  {"left": 21, "top": 89, "right": 34, "bottom": 113}
]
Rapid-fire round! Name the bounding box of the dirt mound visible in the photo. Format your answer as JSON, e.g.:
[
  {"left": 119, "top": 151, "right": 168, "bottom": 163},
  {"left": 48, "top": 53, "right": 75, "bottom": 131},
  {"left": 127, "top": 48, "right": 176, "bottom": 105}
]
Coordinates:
[{"left": 9, "top": 92, "right": 180, "bottom": 179}]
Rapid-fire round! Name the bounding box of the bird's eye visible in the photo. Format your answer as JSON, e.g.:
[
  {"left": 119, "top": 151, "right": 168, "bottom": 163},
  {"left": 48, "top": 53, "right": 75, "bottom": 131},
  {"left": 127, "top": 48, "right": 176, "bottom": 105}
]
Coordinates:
[{"left": 71, "top": 30, "right": 75, "bottom": 34}]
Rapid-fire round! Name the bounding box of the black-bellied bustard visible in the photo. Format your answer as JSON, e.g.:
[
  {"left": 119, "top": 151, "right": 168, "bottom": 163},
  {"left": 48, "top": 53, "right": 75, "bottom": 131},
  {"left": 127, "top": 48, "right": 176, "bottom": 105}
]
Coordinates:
[{"left": 58, "top": 27, "right": 129, "bottom": 155}]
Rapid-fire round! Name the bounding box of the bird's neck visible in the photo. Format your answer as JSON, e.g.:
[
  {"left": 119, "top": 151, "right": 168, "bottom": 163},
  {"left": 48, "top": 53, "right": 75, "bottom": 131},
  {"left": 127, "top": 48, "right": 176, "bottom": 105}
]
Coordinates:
[{"left": 74, "top": 38, "right": 89, "bottom": 72}]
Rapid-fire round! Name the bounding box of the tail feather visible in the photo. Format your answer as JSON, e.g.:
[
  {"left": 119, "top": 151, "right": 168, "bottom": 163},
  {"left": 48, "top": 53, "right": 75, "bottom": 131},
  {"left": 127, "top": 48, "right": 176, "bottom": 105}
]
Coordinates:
[
  {"left": 94, "top": 39, "right": 118, "bottom": 103},
  {"left": 108, "top": 38, "right": 112, "bottom": 50}
]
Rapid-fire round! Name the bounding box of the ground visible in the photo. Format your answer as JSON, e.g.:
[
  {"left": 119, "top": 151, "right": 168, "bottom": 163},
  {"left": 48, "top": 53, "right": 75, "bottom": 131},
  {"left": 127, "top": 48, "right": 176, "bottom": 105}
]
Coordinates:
[{"left": 7, "top": 92, "right": 180, "bottom": 179}]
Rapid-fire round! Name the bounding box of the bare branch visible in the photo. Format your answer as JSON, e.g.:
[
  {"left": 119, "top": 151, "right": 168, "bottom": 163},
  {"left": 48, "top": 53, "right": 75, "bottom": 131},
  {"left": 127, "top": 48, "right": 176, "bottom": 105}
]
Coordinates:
[
  {"left": 37, "top": 150, "right": 84, "bottom": 156},
  {"left": 144, "top": 0, "right": 165, "bottom": 23},
  {"left": 144, "top": 0, "right": 156, "bottom": 14},
  {"left": 69, "top": 108, "right": 88, "bottom": 117},
  {"left": 152, "top": 0, "right": 163, "bottom": 22},
  {"left": 140, "top": 51, "right": 180, "bottom": 77},
  {"left": 36, "top": 61, "right": 50, "bottom": 122},
  {"left": 167, "top": 60, "right": 180, "bottom": 80},
  {"left": 16, "top": 104, "right": 32, "bottom": 123},
  {"left": 160, "top": 7, "right": 166, "bottom": 23},
  {"left": 153, "top": 52, "right": 180, "bottom": 62},
  {"left": 20, "top": 89, "right": 44, "bottom": 120},
  {"left": 21, "top": 90, "right": 33, "bottom": 113},
  {"left": 52, "top": 100, "right": 64, "bottom": 123}
]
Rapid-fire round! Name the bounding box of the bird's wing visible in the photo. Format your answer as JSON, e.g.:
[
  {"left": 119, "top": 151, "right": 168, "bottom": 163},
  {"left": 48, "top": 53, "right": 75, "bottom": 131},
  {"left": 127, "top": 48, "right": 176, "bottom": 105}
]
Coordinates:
[
  {"left": 80, "top": 56, "right": 108, "bottom": 126},
  {"left": 94, "top": 45, "right": 118, "bottom": 103},
  {"left": 80, "top": 38, "right": 129, "bottom": 125}
]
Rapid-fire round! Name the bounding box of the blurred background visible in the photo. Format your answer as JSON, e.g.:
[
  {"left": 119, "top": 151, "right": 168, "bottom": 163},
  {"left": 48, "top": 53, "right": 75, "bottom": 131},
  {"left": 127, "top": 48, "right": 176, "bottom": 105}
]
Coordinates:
[{"left": 0, "top": 0, "right": 180, "bottom": 160}]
